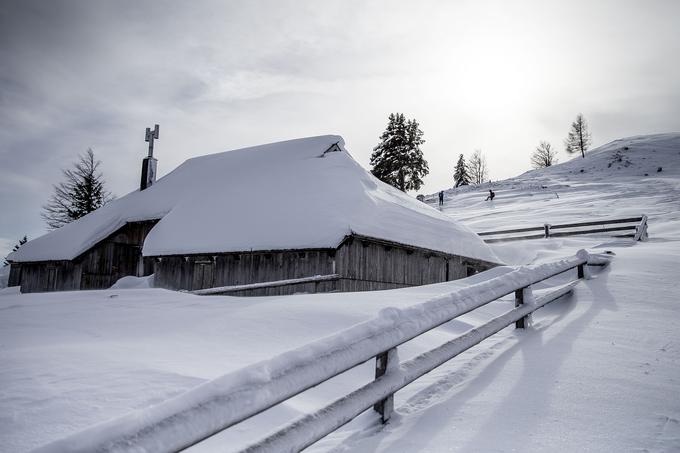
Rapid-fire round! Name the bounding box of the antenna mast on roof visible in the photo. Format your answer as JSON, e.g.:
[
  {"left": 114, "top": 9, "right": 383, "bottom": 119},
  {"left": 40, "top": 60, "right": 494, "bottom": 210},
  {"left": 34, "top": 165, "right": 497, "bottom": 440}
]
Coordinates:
[{"left": 140, "top": 124, "right": 159, "bottom": 191}]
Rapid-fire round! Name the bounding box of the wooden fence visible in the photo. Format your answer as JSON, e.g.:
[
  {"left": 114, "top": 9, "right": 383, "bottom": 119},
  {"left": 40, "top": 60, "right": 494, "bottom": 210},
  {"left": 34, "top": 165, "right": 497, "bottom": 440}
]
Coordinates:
[
  {"left": 35, "top": 252, "right": 608, "bottom": 453},
  {"left": 478, "top": 215, "right": 648, "bottom": 243},
  {"left": 190, "top": 273, "right": 341, "bottom": 295}
]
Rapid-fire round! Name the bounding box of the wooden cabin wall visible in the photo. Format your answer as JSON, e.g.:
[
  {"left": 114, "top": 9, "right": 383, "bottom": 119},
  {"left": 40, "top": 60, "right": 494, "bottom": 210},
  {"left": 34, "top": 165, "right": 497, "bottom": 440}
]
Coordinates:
[
  {"left": 153, "top": 249, "right": 337, "bottom": 291},
  {"left": 79, "top": 242, "right": 139, "bottom": 289},
  {"left": 9, "top": 220, "right": 158, "bottom": 293},
  {"left": 78, "top": 220, "right": 158, "bottom": 290},
  {"left": 462, "top": 258, "right": 491, "bottom": 277},
  {"left": 152, "top": 236, "right": 495, "bottom": 295},
  {"left": 334, "top": 236, "right": 494, "bottom": 290},
  {"left": 11, "top": 226, "right": 494, "bottom": 295},
  {"left": 336, "top": 237, "right": 453, "bottom": 287},
  {"left": 8, "top": 261, "right": 81, "bottom": 293}
]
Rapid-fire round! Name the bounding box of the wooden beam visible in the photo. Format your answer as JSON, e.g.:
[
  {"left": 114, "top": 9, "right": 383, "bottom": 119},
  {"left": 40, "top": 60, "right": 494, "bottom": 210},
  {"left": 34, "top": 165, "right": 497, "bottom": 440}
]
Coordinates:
[
  {"left": 549, "top": 217, "right": 642, "bottom": 230},
  {"left": 191, "top": 274, "right": 341, "bottom": 295},
  {"left": 478, "top": 225, "right": 545, "bottom": 236},
  {"left": 549, "top": 225, "right": 636, "bottom": 237}
]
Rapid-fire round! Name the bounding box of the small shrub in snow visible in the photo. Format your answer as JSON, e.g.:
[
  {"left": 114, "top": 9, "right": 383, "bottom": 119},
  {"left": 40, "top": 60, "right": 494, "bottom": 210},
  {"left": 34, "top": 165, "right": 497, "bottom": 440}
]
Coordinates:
[
  {"left": 531, "top": 141, "right": 559, "bottom": 169},
  {"left": 609, "top": 149, "right": 632, "bottom": 168}
]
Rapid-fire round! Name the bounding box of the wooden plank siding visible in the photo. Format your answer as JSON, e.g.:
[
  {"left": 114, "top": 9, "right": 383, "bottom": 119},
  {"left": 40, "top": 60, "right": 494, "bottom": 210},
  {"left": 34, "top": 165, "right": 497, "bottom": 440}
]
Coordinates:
[
  {"left": 8, "top": 220, "right": 158, "bottom": 293},
  {"left": 152, "top": 235, "right": 495, "bottom": 296},
  {"left": 9, "top": 227, "right": 495, "bottom": 295},
  {"left": 334, "top": 235, "right": 487, "bottom": 288},
  {"left": 153, "top": 249, "right": 337, "bottom": 292},
  {"left": 8, "top": 260, "right": 81, "bottom": 293}
]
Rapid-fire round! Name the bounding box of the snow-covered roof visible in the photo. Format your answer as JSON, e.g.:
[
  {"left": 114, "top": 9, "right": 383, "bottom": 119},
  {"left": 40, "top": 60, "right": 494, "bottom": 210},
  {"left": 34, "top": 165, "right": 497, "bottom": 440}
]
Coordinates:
[{"left": 9, "top": 135, "right": 498, "bottom": 263}]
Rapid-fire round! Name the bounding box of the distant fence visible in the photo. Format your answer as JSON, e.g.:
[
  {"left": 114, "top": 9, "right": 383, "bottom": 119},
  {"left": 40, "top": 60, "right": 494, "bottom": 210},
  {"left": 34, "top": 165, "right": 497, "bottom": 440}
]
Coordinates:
[
  {"left": 36, "top": 251, "right": 610, "bottom": 453},
  {"left": 478, "top": 215, "right": 648, "bottom": 243}
]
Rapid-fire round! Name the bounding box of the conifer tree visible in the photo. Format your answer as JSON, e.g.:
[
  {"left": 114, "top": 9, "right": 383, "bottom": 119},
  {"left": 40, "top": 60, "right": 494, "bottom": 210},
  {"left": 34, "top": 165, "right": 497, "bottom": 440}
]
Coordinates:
[
  {"left": 564, "top": 113, "right": 592, "bottom": 158},
  {"left": 531, "top": 141, "right": 559, "bottom": 169},
  {"left": 453, "top": 154, "right": 471, "bottom": 187},
  {"left": 3, "top": 235, "right": 27, "bottom": 266},
  {"left": 42, "top": 148, "right": 114, "bottom": 229},
  {"left": 370, "top": 113, "right": 429, "bottom": 192}
]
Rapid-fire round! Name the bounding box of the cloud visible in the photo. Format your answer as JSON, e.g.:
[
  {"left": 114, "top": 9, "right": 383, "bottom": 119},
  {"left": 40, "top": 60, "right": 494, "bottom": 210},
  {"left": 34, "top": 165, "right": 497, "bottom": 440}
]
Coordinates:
[{"left": 1, "top": 0, "right": 679, "bottom": 250}]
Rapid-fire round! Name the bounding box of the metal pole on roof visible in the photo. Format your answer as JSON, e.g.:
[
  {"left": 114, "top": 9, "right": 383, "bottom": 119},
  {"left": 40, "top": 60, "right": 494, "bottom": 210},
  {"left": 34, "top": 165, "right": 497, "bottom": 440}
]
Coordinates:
[
  {"left": 145, "top": 124, "right": 160, "bottom": 158},
  {"left": 140, "top": 124, "right": 160, "bottom": 191}
]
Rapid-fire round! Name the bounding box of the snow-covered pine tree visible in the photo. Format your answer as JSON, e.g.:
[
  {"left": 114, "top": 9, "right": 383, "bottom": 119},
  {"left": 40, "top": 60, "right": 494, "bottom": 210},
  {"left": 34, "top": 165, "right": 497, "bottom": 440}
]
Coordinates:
[
  {"left": 453, "top": 154, "right": 470, "bottom": 187},
  {"left": 468, "top": 149, "right": 489, "bottom": 185},
  {"left": 564, "top": 113, "right": 591, "bottom": 158},
  {"left": 42, "top": 149, "right": 114, "bottom": 229},
  {"left": 531, "top": 141, "right": 559, "bottom": 169},
  {"left": 3, "top": 235, "right": 27, "bottom": 266},
  {"left": 370, "top": 113, "right": 429, "bottom": 192}
]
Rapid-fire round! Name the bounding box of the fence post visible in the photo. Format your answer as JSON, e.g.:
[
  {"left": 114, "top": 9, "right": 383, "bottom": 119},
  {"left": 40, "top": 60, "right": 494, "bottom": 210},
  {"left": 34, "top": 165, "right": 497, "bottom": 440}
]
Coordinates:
[
  {"left": 515, "top": 288, "right": 528, "bottom": 328},
  {"left": 634, "top": 214, "right": 648, "bottom": 241},
  {"left": 373, "top": 347, "right": 397, "bottom": 422},
  {"left": 577, "top": 264, "right": 584, "bottom": 279},
  {"left": 544, "top": 224, "right": 551, "bottom": 238}
]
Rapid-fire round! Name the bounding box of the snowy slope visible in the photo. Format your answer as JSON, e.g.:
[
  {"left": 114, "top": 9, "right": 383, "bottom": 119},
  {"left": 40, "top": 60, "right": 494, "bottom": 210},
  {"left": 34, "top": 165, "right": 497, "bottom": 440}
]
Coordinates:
[
  {"left": 431, "top": 133, "right": 680, "bottom": 242},
  {"left": 1, "top": 133, "right": 679, "bottom": 452},
  {"left": 8, "top": 135, "right": 497, "bottom": 264}
]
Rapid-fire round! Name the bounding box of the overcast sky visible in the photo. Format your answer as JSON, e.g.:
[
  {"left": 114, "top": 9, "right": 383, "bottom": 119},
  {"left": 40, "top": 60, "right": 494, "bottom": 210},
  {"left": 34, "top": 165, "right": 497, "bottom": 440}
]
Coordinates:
[{"left": 1, "top": 0, "right": 679, "bottom": 259}]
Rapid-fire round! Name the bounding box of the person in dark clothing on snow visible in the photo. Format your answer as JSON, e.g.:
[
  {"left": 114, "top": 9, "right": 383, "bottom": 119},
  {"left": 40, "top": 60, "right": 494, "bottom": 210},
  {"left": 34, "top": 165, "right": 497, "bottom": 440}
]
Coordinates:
[
  {"left": 485, "top": 189, "right": 495, "bottom": 201},
  {"left": 438, "top": 191, "right": 444, "bottom": 206}
]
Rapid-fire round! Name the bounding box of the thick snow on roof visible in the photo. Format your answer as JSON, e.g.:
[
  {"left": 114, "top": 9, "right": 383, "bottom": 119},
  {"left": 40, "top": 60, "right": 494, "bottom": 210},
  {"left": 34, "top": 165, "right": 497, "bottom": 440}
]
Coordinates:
[{"left": 10, "top": 135, "right": 498, "bottom": 263}]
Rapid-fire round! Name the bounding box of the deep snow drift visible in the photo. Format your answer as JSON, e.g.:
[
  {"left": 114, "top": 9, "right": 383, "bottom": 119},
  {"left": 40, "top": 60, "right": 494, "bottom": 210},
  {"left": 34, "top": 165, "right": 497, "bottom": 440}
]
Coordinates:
[
  {"left": 8, "top": 135, "right": 496, "bottom": 264},
  {"left": 1, "top": 133, "right": 679, "bottom": 452}
]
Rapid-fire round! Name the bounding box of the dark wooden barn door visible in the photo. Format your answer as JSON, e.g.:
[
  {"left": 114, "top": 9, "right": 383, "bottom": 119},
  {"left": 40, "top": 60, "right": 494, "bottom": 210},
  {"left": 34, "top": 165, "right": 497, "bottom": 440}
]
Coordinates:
[
  {"left": 192, "top": 260, "right": 214, "bottom": 290},
  {"left": 46, "top": 267, "right": 57, "bottom": 291}
]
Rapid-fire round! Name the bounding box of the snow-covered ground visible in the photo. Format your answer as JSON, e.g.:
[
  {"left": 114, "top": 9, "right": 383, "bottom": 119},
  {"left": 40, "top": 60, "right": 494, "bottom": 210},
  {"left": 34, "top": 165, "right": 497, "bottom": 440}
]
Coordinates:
[{"left": 1, "top": 134, "right": 679, "bottom": 452}]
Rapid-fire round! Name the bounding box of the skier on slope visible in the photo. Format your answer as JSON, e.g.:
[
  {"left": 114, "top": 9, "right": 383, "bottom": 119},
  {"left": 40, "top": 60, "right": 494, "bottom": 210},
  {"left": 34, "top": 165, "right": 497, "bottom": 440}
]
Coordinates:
[{"left": 485, "top": 189, "right": 495, "bottom": 201}]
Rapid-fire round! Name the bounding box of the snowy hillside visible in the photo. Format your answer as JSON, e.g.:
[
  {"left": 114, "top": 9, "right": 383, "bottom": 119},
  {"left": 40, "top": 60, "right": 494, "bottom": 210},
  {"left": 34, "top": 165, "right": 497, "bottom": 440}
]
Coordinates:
[
  {"left": 432, "top": 133, "right": 680, "bottom": 244},
  {"left": 1, "top": 133, "right": 679, "bottom": 452}
]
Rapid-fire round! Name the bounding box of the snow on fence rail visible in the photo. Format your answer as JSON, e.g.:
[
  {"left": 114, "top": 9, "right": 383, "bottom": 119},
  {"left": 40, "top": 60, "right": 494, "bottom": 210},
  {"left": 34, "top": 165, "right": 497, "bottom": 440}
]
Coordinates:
[
  {"left": 478, "top": 214, "right": 648, "bottom": 243},
  {"left": 35, "top": 251, "right": 610, "bottom": 453}
]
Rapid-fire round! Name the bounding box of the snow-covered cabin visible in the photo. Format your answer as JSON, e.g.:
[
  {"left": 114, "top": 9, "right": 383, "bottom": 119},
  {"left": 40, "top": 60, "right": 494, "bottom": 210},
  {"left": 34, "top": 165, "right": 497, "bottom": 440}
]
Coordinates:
[{"left": 8, "top": 135, "right": 499, "bottom": 295}]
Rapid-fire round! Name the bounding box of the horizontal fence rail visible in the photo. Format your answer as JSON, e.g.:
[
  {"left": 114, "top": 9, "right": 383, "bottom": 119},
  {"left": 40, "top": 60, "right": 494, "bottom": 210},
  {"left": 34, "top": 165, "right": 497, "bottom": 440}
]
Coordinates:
[
  {"left": 245, "top": 281, "right": 581, "bottom": 452},
  {"left": 190, "top": 274, "right": 341, "bottom": 295},
  {"left": 479, "top": 215, "right": 647, "bottom": 243},
  {"left": 35, "top": 251, "right": 611, "bottom": 453}
]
